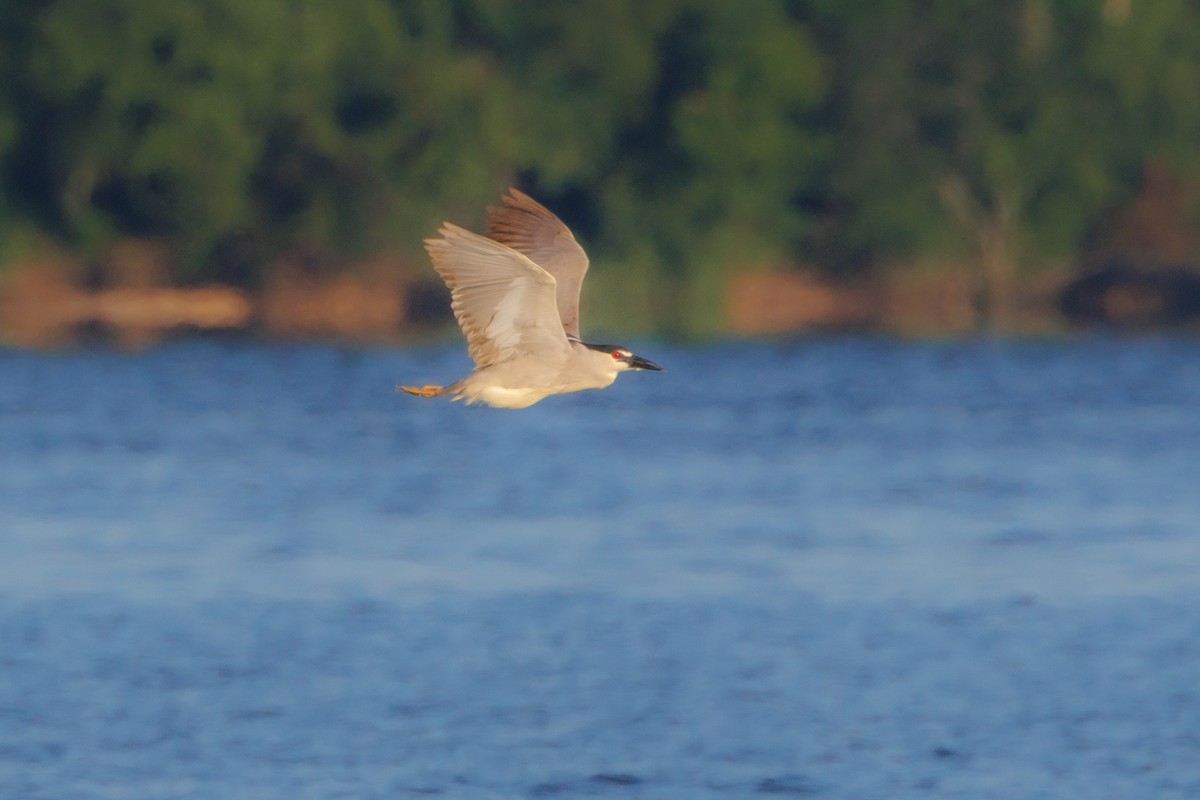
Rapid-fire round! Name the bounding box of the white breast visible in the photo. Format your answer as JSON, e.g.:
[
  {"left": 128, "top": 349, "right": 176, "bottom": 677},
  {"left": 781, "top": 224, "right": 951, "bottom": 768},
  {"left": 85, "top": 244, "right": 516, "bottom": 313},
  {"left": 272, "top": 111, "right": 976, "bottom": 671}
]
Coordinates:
[{"left": 470, "top": 385, "right": 552, "bottom": 409}]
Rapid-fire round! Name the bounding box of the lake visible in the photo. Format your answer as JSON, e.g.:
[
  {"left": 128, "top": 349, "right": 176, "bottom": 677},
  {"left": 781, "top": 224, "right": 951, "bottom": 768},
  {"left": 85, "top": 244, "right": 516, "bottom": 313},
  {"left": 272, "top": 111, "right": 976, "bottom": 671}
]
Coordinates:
[{"left": 1, "top": 336, "right": 1199, "bottom": 798}]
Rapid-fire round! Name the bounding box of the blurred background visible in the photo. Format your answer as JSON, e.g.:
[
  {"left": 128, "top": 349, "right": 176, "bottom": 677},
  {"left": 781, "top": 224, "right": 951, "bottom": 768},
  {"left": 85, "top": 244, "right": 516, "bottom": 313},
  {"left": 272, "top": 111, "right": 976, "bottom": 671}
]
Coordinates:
[
  {"left": 3, "top": 0, "right": 1200, "bottom": 344},
  {"left": 3, "top": 3, "right": 1200, "bottom": 799}
]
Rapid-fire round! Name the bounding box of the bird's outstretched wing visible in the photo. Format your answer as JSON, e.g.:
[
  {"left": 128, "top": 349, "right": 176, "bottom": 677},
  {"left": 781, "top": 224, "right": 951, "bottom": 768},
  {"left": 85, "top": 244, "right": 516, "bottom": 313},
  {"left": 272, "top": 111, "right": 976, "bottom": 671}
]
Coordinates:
[
  {"left": 425, "top": 223, "right": 570, "bottom": 369},
  {"left": 484, "top": 188, "right": 590, "bottom": 340}
]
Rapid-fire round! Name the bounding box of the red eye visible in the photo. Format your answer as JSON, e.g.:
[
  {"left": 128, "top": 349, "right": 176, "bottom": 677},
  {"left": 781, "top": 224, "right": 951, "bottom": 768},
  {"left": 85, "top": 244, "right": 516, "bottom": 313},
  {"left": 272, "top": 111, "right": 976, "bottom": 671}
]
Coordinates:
[{"left": 612, "top": 351, "right": 622, "bottom": 360}]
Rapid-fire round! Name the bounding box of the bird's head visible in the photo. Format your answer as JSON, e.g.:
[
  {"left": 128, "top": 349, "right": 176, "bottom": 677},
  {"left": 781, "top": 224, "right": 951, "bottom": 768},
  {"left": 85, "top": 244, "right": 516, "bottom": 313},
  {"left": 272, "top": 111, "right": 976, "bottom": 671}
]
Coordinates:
[{"left": 588, "top": 344, "right": 664, "bottom": 373}]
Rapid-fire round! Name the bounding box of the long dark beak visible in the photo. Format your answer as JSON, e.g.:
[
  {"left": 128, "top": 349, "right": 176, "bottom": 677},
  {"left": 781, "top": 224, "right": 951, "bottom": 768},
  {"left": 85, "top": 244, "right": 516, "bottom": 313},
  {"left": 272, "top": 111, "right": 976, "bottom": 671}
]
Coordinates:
[{"left": 628, "top": 354, "right": 663, "bottom": 371}]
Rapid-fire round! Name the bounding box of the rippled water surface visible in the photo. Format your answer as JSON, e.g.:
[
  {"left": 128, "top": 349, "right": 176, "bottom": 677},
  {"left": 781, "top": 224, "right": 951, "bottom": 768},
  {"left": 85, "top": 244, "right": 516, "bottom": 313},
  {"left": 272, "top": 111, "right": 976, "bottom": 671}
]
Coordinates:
[{"left": 2, "top": 337, "right": 1199, "bottom": 798}]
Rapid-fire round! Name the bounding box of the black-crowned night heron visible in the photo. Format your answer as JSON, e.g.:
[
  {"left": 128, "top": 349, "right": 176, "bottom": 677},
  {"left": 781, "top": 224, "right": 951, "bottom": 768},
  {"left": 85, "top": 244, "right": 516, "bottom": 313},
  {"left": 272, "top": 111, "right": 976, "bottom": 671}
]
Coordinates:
[{"left": 399, "top": 189, "right": 662, "bottom": 408}]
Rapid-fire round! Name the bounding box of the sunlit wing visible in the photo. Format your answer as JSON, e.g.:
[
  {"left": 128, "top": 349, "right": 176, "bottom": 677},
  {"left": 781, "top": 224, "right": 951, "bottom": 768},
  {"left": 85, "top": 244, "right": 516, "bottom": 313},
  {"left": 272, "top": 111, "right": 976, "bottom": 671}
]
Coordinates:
[
  {"left": 425, "top": 223, "right": 570, "bottom": 368},
  {"left": 484, "top": 188, "right": 590, "bottom": 340}
]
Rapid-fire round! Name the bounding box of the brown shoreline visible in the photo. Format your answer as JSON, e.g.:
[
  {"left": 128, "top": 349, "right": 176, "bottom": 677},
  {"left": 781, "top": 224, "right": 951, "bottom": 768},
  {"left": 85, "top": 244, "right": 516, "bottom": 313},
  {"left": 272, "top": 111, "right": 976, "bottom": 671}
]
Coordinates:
[{"left": 2, "top": 261, "right": 1199, "bottom": 348}]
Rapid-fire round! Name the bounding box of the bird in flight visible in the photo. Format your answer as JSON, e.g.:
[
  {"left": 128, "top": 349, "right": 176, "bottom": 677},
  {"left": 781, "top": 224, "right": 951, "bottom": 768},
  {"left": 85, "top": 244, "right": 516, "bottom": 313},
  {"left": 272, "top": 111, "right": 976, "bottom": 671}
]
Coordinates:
[{"left": 399, "top": 189, "right": 662, "bottom": 408}]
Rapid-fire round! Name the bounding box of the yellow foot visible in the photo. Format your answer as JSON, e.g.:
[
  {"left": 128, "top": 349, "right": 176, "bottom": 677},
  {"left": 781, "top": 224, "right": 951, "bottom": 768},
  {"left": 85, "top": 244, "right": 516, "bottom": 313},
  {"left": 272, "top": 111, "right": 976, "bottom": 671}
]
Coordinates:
[{"left": 397, "top": 384, "right": 443, "bottom": 397}]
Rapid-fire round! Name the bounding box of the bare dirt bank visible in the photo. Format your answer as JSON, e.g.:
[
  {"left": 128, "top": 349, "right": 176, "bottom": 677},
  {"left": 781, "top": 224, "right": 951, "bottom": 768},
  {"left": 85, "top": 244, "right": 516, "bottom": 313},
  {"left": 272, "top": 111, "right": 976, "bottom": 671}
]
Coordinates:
[{"left": 3, "top": 244, "right": 1199, "bottom": 347}]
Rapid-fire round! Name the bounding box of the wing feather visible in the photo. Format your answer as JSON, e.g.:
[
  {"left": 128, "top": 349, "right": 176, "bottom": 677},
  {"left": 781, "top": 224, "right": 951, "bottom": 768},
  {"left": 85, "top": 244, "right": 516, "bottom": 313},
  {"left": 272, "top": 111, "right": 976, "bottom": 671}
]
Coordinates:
[
  {"left": 484, "top": 188, "right": 590, "bottom": 339},
  {"left": 425, "top": 223, "right": 569, "bottom": 368}
]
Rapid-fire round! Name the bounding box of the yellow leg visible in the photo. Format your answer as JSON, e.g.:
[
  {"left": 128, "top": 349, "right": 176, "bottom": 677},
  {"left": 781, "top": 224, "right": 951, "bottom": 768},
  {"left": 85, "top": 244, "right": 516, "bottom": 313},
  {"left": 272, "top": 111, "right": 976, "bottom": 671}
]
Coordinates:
[{"left": 397, "top": 384, "right": 443, "bottom": 397}]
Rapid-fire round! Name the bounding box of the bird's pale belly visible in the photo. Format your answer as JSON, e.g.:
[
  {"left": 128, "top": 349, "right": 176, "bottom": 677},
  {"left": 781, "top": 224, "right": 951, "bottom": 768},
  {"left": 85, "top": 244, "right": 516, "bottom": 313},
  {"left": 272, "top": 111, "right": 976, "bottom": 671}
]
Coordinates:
[
  {"left": 464, "top": 371, "right": 616, "bottom": 408},
  {"left": 470, "top": 385, "right": 555, "bottom": 409}
]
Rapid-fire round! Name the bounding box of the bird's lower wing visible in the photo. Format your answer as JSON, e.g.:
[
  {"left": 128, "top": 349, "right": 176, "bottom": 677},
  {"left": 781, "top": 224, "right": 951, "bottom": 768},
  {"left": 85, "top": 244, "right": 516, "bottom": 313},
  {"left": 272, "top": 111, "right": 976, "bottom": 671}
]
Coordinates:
[
  {"left": 485, "top": 188, "right": 590, "bottom": 340},
  {"left": 426, "top": 223, "right": 570, "bottom": 368}
]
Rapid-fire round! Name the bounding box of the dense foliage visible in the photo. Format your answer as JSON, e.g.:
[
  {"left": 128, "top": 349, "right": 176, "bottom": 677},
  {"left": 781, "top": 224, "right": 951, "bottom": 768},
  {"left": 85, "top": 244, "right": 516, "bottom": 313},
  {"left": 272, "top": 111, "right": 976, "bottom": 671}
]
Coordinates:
[{"left": 2, "top": 0, "right": 1199, "bottom": 333}]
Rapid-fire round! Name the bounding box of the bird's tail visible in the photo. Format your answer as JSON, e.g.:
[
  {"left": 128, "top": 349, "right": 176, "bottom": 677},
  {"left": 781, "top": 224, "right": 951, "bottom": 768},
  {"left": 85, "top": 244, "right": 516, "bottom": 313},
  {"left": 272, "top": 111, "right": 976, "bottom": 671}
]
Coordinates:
[{"left": 397, "top": 384, "right": 445, "bottom": 398}]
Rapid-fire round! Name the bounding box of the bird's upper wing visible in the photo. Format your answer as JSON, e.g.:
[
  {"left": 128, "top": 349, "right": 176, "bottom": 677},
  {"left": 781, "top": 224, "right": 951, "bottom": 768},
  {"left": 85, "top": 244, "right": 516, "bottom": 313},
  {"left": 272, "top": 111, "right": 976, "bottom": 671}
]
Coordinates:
[
  {"left": 484, "top": 188, "right": 590, "bottom": 340},
  {"left": 425, "top": 223, "right": 570, "bottom": 369}
]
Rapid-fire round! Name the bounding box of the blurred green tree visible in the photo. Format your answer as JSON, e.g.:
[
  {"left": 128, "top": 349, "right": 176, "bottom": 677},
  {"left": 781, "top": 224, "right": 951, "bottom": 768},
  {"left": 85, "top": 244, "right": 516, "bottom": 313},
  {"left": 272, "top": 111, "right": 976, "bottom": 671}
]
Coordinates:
[
  {"left": 1, "top": 0, "right": 1199, "bottom": 334},
  {"left": 484, "top": 0, "right": 826, "bottom": 336},
  {"left": 6, "top": 0, "right": 523, "bottom": 279},
  {"left": 810, "top": 0, "right": 1200, "bottom": 323}
]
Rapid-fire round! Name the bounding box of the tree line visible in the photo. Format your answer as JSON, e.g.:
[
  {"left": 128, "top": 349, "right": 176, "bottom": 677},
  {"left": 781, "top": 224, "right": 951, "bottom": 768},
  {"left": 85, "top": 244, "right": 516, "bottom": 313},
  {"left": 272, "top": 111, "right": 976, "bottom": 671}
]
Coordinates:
[{"left": 2, "top": 0, "right": 1198, "bottom": 334}]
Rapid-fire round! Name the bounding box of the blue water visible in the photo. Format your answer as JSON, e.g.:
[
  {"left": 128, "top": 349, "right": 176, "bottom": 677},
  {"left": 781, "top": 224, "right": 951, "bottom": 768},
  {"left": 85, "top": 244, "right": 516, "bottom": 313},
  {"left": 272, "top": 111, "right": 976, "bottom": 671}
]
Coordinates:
[{"left": 2, "top": 337, "right": 1199, "bottom": 798}]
